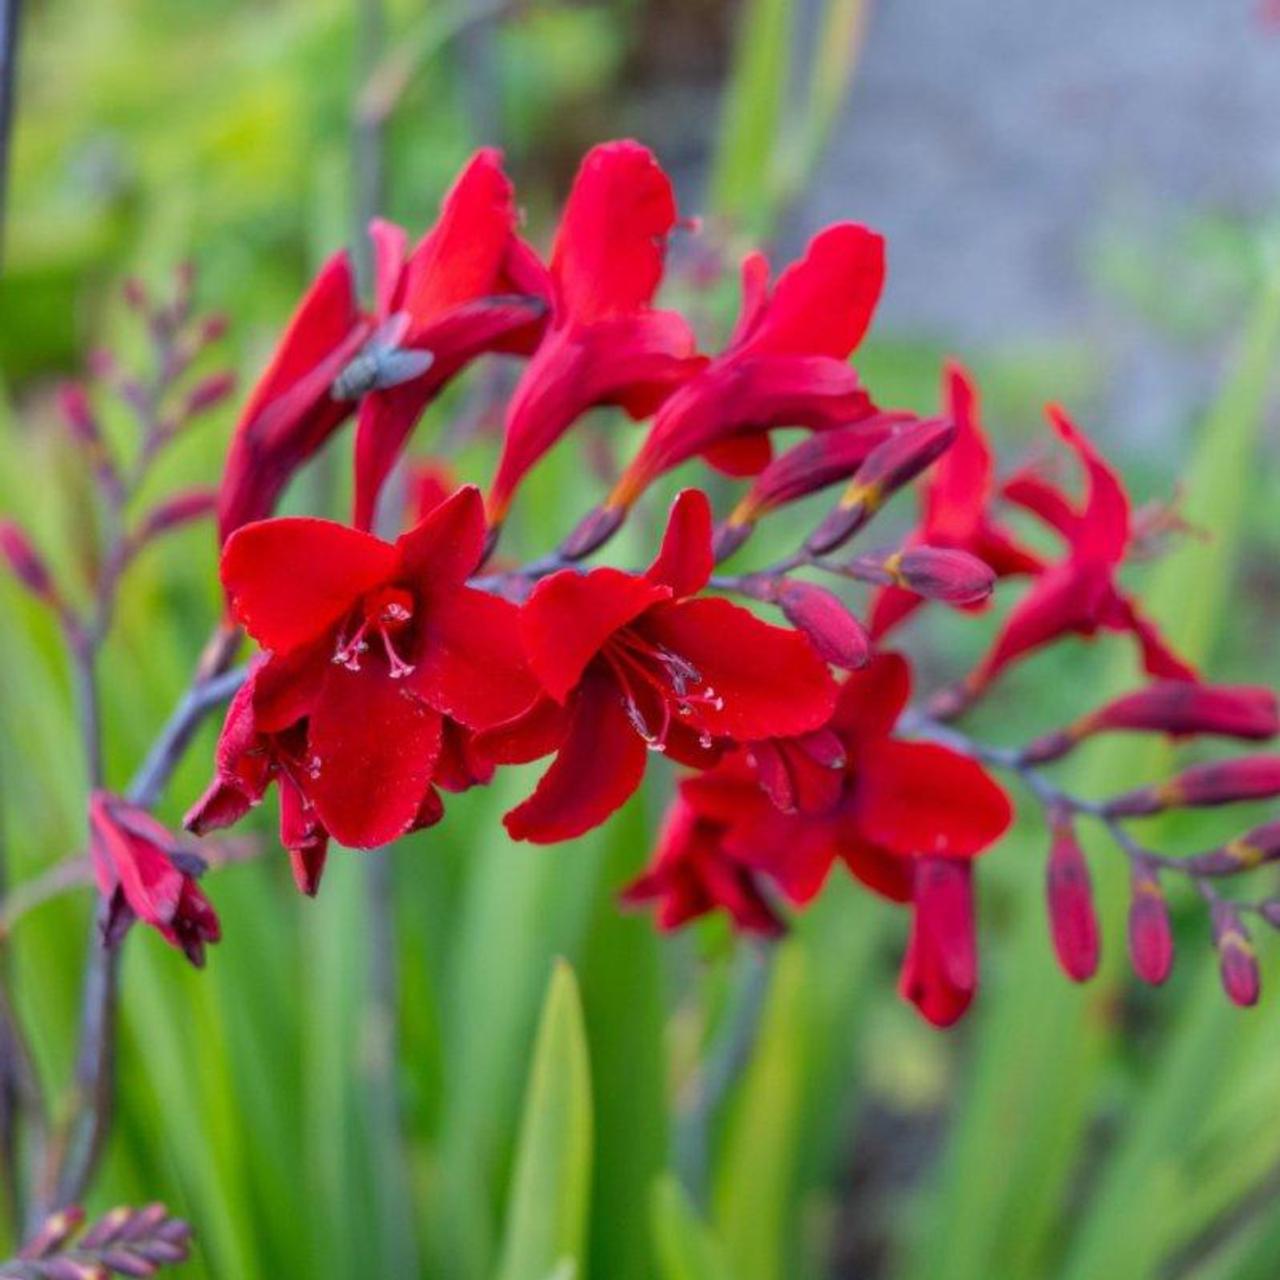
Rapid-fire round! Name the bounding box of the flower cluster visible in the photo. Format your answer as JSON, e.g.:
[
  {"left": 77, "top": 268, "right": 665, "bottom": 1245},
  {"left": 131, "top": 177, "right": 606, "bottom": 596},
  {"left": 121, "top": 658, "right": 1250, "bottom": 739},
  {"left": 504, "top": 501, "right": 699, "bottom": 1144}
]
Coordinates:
[{"left": 13, "top": 143, "right": 1277, "bottom": 1030}]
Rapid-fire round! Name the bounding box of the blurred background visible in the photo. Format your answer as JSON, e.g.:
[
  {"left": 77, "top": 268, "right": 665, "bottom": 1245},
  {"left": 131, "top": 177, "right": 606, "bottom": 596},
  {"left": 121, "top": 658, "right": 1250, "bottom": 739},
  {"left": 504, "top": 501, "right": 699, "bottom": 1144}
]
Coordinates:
[{"left": 3, "top": 1, "right": 1280, "bottom": 1277}]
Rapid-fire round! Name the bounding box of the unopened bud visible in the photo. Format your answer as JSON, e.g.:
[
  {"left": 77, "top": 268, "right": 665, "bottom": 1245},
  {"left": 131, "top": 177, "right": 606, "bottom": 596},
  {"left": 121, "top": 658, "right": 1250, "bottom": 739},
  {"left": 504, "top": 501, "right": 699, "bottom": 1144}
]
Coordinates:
[
  {"left": 1258, "top": 900, "right": 1280, "bottom": 931},
  {"left": 20, "top": 1206, "right": 86, "bottom": 1259},
  {"left": 1083, "top": 682, "right": 1278, "bottom": 743},
  {"left": 891, "top": 546, "right": 995, "bottom": 604},
  {"left": 122, "top": 276, "right": 149, "bottom": 311},
  {"left": 0, "top": 521, "right": 57, "bottom": 602},
  {"left": 138, "top": 489, "right": 218, "bottom": 540},
  {"left": 806, "top": 417, "right": 956, "bottom": 554},
  {"left": 56, "top": 382, "right": 102, "bottom": 448},
  {"left": 1045, "top": 812, "right": 1099, "bottom": 982},
  {"left": 199, "top": 312, "right": 230, "bottom": 345},
  {"left": 731, "top": 413, "right": 907, "bottom": 529},
  {"left": 1210, "top": 901, "right": 1259, "bottom": 1007},
  {"left": 558, "top": 503, "right": 628, "bottom": 561},
  {"left": 1105, "top": 757, "right": 1280, "bottom": 817},
  {"left": 1128, "top": 862, "right": 1174, "bottom": 985},
  {"left": 1182, "top": 819, "right": 1280, "bottom": 876},
  {"left": 777, "top": 580, "right": 871, "bottom": 670},
  {"left": 183, "top": 370, "right": 236, "bottom": 418}
]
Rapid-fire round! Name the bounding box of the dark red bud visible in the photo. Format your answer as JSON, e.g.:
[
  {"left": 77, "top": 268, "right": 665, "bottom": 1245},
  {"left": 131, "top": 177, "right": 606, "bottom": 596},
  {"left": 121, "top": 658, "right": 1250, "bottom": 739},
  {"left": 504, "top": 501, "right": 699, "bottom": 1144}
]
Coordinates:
[
  {"left": 0, "top": 521, "right": 57, "bottom": 602},
  {"left": 200, "top": 312, "right": 230, "bottom": 345},
  {"left": 1128, "top": 862, "right": 1174, "bottom": 985},
  {"left": 558, "top": 503, "right": 628, "bottom": 561},
  {"left": 777, "top": 580, "right": 871, "bottom": 670},
  {"left": 734, "top": 412, "right": 908, "bottom": 524},
  {"left": 1045, "top": 814, "right": 1099, "bottom": 982},
  {"left": 1105, "top": 757, "right": 1280, "bottom": 817},
  {"left": 56, "top": 382, "right": 102, "bottom": 448},
  {"left": 1182, "top": 819, "right": 1280, "bottom": 877},
  {"left": 183, "top": 371, "right": 236, "bottom": 418},
  {"left": 122, "top": 277, "right": 149, "bottom": 311},
  {"left": 139, "top": 489, "right": 218, "bottom": 540},
  {"left": 1211, "top": 901, "right": 1260, "bottom": 1007},
  {"left": 893, "top": 546, "right": 996, "bottom": 605},
  {"left": 806, "top": 418, "right": 956, "bottom": 554},
  {"left": 1085, "top": 682, "right": 1279, "bottom": 742}
]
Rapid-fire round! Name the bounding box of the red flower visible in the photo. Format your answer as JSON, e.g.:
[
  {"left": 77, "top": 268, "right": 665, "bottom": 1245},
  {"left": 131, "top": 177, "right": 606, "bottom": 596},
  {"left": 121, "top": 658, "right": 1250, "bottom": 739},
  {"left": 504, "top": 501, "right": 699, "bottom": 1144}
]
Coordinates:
[
  {"left": 486, "top": 141, "right": 703, "bottom": 525},
  {"left": 606, "top": 223, "right": 884, "bottom": 513},
  {"left": 352, "top": 149, "right": 551, "bottom": 530},
  {"left": 216, "top": 486, "right": 537, "bottom": 849},
  {"left": 623, "top": 652, "right": 1012, "bottom": 1024},
  {"left": 185, "top": 658, "right": 333, "bottom": 895},
  {"left": 870, "top": 363, "right": 1043, "bottom": 638},
  {"left": 89, "top": 791, "right": 220, "bottom": 966},
  {"left": 479, "top": 489, "right": 838, "bottom": 843},
  {"left": 965, "top": 405, "right": 1195, "bottom": 694},
  {"left": 217, "top": 252, "right": 369, "bottom": 541}
]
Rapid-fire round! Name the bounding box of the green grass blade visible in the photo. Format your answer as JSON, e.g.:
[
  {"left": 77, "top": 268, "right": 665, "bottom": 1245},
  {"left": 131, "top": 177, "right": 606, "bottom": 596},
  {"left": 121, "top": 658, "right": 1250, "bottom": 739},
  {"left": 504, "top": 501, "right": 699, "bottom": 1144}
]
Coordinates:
[
  {"left": 652, "top": 1173, "right": 734, "bottom": 1280},
  {"left": 494, "top": 960, "right": 593, "bottom": 1280}
]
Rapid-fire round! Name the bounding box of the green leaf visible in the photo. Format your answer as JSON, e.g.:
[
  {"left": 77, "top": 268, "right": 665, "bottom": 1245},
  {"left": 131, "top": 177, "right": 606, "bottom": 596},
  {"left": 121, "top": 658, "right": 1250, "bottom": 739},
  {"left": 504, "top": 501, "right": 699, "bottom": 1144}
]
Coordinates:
[
  {"left": 494, "top": 960, "right": 594, "bottom": 1280},
  {"left": 714, "top": 944, "right": 808, "bottom": 1280},
  {"left": 709, "top": 0, "right": 794, "bottom": 233},
  {"left": 652, "top": 1173, "right": 734, "bottom": 1280}
]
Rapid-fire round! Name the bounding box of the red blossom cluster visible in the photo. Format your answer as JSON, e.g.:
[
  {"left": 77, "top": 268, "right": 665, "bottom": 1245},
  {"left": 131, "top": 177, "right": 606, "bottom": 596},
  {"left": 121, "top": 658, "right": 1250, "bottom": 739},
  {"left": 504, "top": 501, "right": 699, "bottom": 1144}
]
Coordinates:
[{"left": 10, "top": 142, "right": 1279, "bottom": 1029}]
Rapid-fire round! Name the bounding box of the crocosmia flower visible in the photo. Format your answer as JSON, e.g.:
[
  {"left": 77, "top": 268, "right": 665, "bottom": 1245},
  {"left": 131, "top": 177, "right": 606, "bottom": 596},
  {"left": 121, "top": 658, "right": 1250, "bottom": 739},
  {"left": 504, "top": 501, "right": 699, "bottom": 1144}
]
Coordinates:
[
  {"left": 967, "top": 406, "right": 1195, "bottom": 693},
  {"left": 218, "top": 252, "right": 369, "bottom": 542},
  {"left": 352, "top": 148, "right": 551, "bottom": 530},
  {"left": 479, "top": 489, "right": 837, "bottom": 843},
  {"left": 870, "top": 362, "right": 1043, "bottom": 637},
  {"left": 624, "top": 651, "right": 1011, "bottom": 1025},
  {"left": 89, "top": 791, "right": 220, "bottom": 966},
  {"left": 215, "top": 486, "right": 536, "bottom": 849},
  {"left": 486, "top": 140, "right": 704, "bottom": 525}
]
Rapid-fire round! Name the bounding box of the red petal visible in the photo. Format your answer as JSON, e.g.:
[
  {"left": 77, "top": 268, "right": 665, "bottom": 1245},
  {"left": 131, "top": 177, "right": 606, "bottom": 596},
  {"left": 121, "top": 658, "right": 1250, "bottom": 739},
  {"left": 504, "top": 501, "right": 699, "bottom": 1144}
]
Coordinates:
[
  {"left": 645, "top": 489, "right": 713, "bottom": 597},
  {"left": 307, "top": 665, "right": 443, "bottom": 848},
  {"left": 1048, "top": 405, "right": 1130, "bottom": 563},
  {"left": 702, "top": 434, "right": 774, "bottom": 477},
  {"left": 830, "top": 652, "right": 912, "bottom": 745},
  {"left": 735, "top": 223, "right": 885, "bottom": 360},
  {"left": 838, "top": 831, "right": 914, "bottom": 902},
  {"left": 855, "top": 740, "right": 1012, "bottom": 858},
  {"left": 409, "top": 585, "right": 537, "bottom": 728},
  {"left": 222, "top": 518, "right": 396, "bottom": 653},
  {"left": 217, "top": 252, "right": 366, "bottom": 541},
  {"left": 395, "top": 485, "right": 487, "bottom": 590},
  {"left": 639, "top": 597, "right": 837, "bottom": 740},
  {"left": 474, "top": 693, "right": 573, "bottom": 765},
  {"left": 551, "top": 140, "right": 678, "bottom": 324},
  {"left": 899, "top": 856, "right": 977, "bottom": 1027},
  {"left": 503, "top": 669, "right": 649, "bottom": 843},
  {"left": 520, "top": 567, "right": 669, "bottom": 701},
  {"left": 369, "top": 218, "right": 408, "bottom": 318},
  {"left": 398, "top": 148, "right": 518, "bottom": 324},
  {"left": 867, "top": 584, "right": 924, "bottom": 640},
  {"left": 921, "top": 362, "right": 992, "bottom": 543}
]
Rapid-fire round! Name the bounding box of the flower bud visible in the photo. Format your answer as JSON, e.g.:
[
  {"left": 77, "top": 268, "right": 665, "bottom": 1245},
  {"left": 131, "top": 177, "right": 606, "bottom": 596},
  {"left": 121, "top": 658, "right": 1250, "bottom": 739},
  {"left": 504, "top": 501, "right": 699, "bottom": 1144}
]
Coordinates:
[
  {"left": 891, "top": 546, "right": 996, "bottom": 605},
  {"left": 1045, "top": 813, "right": 1099, "bottom": 982},
  {"left": 0, "top": 520, "right": 57, "bottom": 603},
  {"left": 20, "top": 1206, "right": 86, "bottom": 1259},
  {"left": 138, "top": 489, "right": 218, "bottom": 540},
  {"left": 806, "top": 417, "right": 956, "bottom": 554},
  {"left": 1104, "top": 757, "right": 1280, "bottom": 817},
  {"left": 711, "top": 519, "right": 755, "bottom": 564},
  {"left": 56, "top": 381, "right": 102, "bottom": 449},
  {"left": 1128, "top": 862, "right": 1173, "bottom": 985},
  {"left": 199, "top": 312, "right": 230, "bottom": 345},
  {"left": 776, "top": 580, "right": 871, "bottom": 670},
  {"left": 1082, "top": 682, "right": 1278, "bottom": 743},
  {"left": 1210, "top": 900, "right": 1259, "bottom": 1007},
  {"left": 183, "top": 370, "right": 236, "bottom": 419},
  {"left": 1181, "top": 819, "right": 1280, "bottom": 876},
  {"left": 1258, "top": 900, "right": 1280, "bottom": 931}
]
